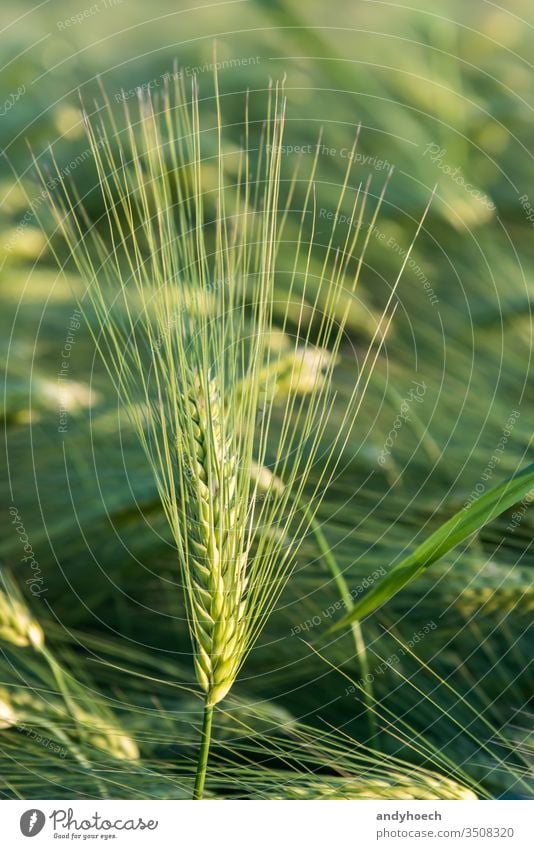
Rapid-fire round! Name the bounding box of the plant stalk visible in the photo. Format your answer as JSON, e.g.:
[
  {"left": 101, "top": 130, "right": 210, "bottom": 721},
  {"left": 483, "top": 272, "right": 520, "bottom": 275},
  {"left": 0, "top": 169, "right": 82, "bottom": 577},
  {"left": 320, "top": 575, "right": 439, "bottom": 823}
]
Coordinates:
[
  {"left": 307, "top": 514, "right": 379, "bottom": 748},
  {"left": 193, "top": 697, "right": 214, "bottom": 800}
]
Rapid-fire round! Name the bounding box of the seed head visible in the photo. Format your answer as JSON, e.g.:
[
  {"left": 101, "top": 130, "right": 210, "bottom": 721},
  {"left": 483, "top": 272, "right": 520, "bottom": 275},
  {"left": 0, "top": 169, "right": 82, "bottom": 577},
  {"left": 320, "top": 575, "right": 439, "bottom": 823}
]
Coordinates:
[{"left": 0, "top": 589, "right": 44, "bottom": 649}]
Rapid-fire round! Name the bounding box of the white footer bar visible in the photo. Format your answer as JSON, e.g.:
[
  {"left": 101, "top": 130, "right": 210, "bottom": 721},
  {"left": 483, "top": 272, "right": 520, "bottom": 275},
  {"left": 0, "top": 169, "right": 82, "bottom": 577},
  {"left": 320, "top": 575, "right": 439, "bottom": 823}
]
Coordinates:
[{"left": 1, "top": 799, "right": 532, "bottom": 848}]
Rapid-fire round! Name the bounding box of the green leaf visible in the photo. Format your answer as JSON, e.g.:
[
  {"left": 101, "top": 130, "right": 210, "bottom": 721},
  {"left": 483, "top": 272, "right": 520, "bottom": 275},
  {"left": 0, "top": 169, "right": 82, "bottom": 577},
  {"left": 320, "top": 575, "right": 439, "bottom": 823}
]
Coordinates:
[{"left": 330, "top": 463, "right": 534, "bottom": 631}]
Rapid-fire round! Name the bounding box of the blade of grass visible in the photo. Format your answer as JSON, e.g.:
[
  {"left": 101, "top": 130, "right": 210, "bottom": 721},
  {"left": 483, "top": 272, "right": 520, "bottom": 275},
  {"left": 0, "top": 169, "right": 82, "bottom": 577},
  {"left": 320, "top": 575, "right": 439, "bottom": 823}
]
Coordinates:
[{"left": 330, "top": 463, "right": 534, "bottom": 630}]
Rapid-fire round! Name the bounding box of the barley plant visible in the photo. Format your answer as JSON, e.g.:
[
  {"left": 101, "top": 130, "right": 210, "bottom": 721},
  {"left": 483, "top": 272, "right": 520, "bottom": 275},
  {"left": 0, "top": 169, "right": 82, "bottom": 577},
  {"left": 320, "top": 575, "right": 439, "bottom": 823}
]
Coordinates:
[
  {"left": 0, "top": 575, "right": 44, "bottom": 650},
  {"left": 38, "top": 70, "right": 416, "bottom": 798}
]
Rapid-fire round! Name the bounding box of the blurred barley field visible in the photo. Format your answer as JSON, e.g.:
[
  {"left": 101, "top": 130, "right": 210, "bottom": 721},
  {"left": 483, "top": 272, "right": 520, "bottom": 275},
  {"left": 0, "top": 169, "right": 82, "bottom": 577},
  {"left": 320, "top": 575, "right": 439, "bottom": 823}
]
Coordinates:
[{"left": 0, "top": 0, "right": 533, "bottom": 800}]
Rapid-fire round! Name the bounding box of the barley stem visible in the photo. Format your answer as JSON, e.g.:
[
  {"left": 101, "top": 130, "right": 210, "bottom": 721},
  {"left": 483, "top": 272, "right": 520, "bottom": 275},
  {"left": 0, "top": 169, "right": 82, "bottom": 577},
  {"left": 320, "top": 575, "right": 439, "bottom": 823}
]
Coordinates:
[
  {"left": 193, "top": 698, "right": 214, "bottom": 800},
  {"left": 307, "top": 512, "right": 378, "bottom": 747},
  {"left": 40, "top": 646, "right": 109, "bottom": 796}
]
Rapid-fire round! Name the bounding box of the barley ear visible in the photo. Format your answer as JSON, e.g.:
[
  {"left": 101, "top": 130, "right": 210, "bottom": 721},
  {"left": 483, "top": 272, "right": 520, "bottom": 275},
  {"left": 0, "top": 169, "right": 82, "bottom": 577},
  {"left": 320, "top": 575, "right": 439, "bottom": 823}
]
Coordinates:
[
  {"left": 0, "top": 575, "right": 44, "bottom": 649},
  {"left": 181, "top": 376, "right": 248, "bottom": 706}
]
